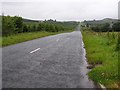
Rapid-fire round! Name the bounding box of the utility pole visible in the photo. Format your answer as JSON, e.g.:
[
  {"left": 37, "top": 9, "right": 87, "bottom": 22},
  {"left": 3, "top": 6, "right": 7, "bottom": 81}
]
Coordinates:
[
  {"left": 2, "top": 11, "right": 4, "bottom": 16},
  {"left": 118, "top": 1, "right": 120, "bottom": 20}
]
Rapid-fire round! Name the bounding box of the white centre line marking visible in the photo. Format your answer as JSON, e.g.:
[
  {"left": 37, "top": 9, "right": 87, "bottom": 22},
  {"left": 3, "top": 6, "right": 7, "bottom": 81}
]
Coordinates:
[
  {"left": 56, "top": 39, "right": 60, "bottom": 42},
  {"left": 30, "top": 48, "right": 41, "bottom": 54}
]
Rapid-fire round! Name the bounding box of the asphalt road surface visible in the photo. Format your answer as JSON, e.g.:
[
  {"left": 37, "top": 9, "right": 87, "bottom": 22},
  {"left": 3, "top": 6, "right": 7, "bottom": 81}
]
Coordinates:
[{"left": 2, "top": 27, "right": 97, "bottom": 88}]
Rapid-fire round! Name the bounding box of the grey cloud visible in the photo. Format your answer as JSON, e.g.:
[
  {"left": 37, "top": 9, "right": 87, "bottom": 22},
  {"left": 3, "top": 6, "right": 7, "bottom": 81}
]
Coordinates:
[{"left": 1, "top": 0, "right": 120, "bottom": 21}]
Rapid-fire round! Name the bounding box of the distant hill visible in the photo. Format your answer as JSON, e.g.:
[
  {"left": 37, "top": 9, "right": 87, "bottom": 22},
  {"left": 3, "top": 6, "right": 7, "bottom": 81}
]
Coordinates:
[
  {"left": 102, "top": 18, "right": 118, "bottom": 23},
  {"left": 23, "top": 18, "right": 79, "bottom": 30},
  {"left": 82, "top": 18, "right": 119, "bottom": 25},
  {"left": 23, "top": 18, "right": 41, "bottom": 22},
  {"left": 43, "top": 20, "right": 79, "bottom": 30}
]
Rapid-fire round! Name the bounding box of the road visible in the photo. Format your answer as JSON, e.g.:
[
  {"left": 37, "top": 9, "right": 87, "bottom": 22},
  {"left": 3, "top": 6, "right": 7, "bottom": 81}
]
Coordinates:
[{"left": 2, "top": 27, "right": 97, "bottom": 88}]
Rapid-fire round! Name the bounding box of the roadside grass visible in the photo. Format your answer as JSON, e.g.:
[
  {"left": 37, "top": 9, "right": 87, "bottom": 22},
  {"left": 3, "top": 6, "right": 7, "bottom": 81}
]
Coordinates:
[
  {"left": 82, "top": 30, "right": 119, "bottom": 88},
  {"left": 2, "top": 30, "right": 73, "bottom": 47}
]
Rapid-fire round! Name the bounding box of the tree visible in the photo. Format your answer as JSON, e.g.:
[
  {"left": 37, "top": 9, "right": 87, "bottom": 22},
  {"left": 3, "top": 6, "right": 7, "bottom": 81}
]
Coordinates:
[
  {"left": 112, "top": 22, "right": 120, "bottom": 32},
  {"left": 41, "top": 23, "right": 46, "bottom": 31},
  {"left": 2, "top": 16, "right": 23, "bottom": 36},
  {"left": 13, "top": 16, "right": 23, "bottom": 33},
  {"left": 37, "top": 23, "right": 42, "bottom": 31},
  {"left": 2, "top": 16, "right": 14, "bottom": 36},
  {"left": 101, "top": 23, "right": 110, "bottom": 32},
  {"left": 23, "top": 24, "right": 28, "bottom": 32},
  {"left": 49, "top": 24, "right": 56, "bottom": 32},
  {"left": 45, "top": 24, "right": 51, "bottom": 32},
  {"left": 55, "top": 26, "right": 59, "bottom": 32},
  {"left": 31, "top": 24, "right": 37, "bottom": 32}
]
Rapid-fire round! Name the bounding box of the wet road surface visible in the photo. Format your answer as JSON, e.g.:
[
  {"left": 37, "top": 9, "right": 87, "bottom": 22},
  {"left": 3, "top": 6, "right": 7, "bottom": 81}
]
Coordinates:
[{"left": 2, "top": 28, "right": 97, "bottom": 88}]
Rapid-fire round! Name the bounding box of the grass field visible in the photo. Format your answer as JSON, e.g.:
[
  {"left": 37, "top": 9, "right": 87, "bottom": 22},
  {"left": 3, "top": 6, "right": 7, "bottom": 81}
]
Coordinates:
[
  {"left": 82, "top": 30, "right": 119, "bottom": 88},
  {"left": 1, "top": 30, "right": 73, "bottom": 47}
]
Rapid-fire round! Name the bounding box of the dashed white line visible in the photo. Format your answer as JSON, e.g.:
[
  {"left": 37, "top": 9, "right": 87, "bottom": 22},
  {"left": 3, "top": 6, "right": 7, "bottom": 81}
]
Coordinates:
[
  {"left": 30, "top": 48, "right": 41, "bottom": 54},
  {"left": 56, "top": 39, "right": 60, "bottom": 42}
]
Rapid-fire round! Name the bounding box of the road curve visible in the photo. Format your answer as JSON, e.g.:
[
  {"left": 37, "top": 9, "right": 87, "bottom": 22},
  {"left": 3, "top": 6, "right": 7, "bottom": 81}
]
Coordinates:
[{"left": 2, "top": 29, "right": 97, "bottom": 88}]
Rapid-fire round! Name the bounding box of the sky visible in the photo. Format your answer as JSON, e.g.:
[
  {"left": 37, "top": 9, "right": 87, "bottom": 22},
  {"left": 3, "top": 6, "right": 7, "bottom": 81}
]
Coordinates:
[{"left": 1, "top": 0, "right": 120, "bottom": 21}]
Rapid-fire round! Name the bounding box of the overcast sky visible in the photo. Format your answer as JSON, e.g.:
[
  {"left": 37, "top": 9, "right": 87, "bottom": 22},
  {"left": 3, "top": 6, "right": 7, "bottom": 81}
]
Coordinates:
[{"left": 1, "top": 0, "right": 120, "bottom": 21}]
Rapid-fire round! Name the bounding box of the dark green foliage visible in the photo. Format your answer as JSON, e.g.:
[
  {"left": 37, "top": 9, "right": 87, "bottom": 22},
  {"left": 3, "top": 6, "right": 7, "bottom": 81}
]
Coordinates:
[
  {"left": 112, "top": 22, "right": 120, "bottom": 32},
  {"left": 37, "top": 23, "right": 42, "bottom": 31},
  {"left": 13, "top": 16, "right": 23, "bottom": 33},
  {"left": 2, "top": 16, "right": 23, "bottom": 36},
  {"left": 23, "top": 24, "right": 28, "bottom": 32},
  {"left": 91, "top": 25, "right": 101, "bottom": 32},
  {"left": 2, "top": 16, "right": 78, "bottom": 36},
  {"left": 102, "top": 23, "right": 110, "bottom": 32},
  {"left": 31, "top": 24, "right": 37, "bottom": 32},
  {"left": 91, "top": 23, "right": 110, "bottom": 32},
  {"left": 2, "top": 16, "right": 14, "bottom": 36}
]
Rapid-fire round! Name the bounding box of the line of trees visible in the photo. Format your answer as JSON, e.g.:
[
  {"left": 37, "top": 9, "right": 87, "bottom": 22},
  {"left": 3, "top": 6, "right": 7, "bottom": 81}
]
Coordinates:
[
  {"left": 2, "top": 16, "right": 69, "bottom": 36},
  {"left": 91, "top": 23, "right": 111, "bottom": 32},
  {"left": 22, "top": 22, "right": 65, "bottom": 33},
  {"left": 82, "top": 22, "right": 120, "bottom": 32}
]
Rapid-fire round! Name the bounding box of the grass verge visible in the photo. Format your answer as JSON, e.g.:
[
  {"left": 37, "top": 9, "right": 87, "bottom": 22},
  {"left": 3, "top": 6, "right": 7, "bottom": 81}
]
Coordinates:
[
  {"left": 1, "top": 30, "right": 73, "bottom": 47},
  {"left": 82, "top": 30, "right": 119, "bottom": 88}
]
